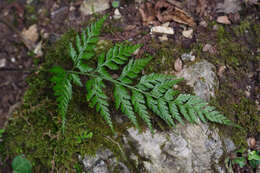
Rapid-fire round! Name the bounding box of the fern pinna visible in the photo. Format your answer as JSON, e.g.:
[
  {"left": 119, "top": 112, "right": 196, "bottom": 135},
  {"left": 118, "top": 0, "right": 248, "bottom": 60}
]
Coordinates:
[{"left": 50, "top": 16, "right": 235, "bottom": 132}]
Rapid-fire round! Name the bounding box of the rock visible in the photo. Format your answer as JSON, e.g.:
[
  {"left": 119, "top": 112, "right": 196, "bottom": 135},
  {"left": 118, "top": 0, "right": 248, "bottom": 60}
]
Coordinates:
[
  {"left": 181, "top": 52, "right": 195, "bottom": 62},
  {"left": 81, "top": 149, "right": 130, "bottom": 173},
  {"left": 182, "top": 29, "right": 193, "bottom": 39},
  {"left": 203, "top": 44, "right": 216, "bottom": 54},
  {"left": 174, "top": 58, "right": 183, "bottom": 72},
  {"left": 126, "top": 123, "right": 228, "bottom": 173},
  {"left": 199, "top": 20, "right": 208, "bottom": 27},
  {"left": 176, "top": 60, "right": 218, "bottom": 101},
  {"left": 151, "top": 25, "right": 174, "bottom": 35},
  {"left": 113, "top": 9, "right": 122, "bottom": 20},
  {"left": 217, "top": 16, "right": 231, "bottom": 25},
  {"left": 33, "top": 41, "right": 43, "bottom": 57},
  {"left": 135, "top": 0, "right": 144, "bottom": 3},
  {"left": 217, "top": 65, "right": 226, "bottom": 77},
  {"left": 159, "top": 34, "right": 168, "bottom": 41},
  {"left": 217, "top": 0, "right": 241, "bottom": 14},
  {"left": 0, "top": 59, "right": 6, "bottom": 68},
  {"left": 21, "top": 24, "right": 39, "bottom": 49},
  {"left": 80, "top": 0, "right": 110, "bottom": 16}
]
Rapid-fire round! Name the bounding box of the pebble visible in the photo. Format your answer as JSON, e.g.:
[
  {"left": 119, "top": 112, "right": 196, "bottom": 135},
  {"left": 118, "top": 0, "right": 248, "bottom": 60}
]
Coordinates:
[
  {"left": 21, "top": 24, "right": 39, "bottom": 44},
  {"left": 174, "top": 58, "right": 183, "bottom": 72},
  {"left": 199, "top": 21, "right": 208, "bottom": 27},
  {"left": 217, "top": 16, "right": 231, "bottom": 25},
  {"left": 159, "top": 34, "right": 168, "bottom": 41},
  {"left": 0, "top": 59, "right": 6, "bottom": 68},
  {"left": 113, "top": 9, "right": 122, "bottom": 20},
  {"left": 181, "top": 52, "right": 195, "bottom": 62},
  {"left": 182, "top": 29, "right": 193, "bottom": 39},
  {"left": 80, "top": 0, "right": 110, "bottom": 16},
  {"left": 203, "top": 44, "right": 216, "bottom": 54},
  {"left": 34, "top": 41, "right": 43, "bottom": 57},
  {"left": 151, "top": 25, "right": 174, "bottom": 35}
]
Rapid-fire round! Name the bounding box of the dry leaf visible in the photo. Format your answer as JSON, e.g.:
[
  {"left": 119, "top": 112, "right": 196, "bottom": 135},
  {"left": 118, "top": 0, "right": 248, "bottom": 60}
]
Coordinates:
[{"left": 155, "top": 0, "right": 196, "bottom": 27}]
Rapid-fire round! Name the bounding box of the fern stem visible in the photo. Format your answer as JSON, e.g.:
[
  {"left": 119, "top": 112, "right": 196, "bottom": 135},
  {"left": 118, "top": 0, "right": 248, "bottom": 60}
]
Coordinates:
[{"left": 67, "top": 70, "right": 160, "bottom": 100}]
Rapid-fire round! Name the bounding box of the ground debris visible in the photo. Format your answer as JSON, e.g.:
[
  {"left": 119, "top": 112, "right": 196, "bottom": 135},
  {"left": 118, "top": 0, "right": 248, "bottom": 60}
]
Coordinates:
[
  {"left": 139, "top": 0, "right": 195, "bottom": 27},
  {"left": 217, "top": 16, "right": 231, "bottom": 24}
]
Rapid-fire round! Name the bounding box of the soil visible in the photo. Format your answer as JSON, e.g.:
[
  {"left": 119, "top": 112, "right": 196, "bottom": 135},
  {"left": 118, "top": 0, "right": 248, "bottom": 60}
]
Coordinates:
[{"left": 0, "top": 0, "right": 259, "bottom": 172}]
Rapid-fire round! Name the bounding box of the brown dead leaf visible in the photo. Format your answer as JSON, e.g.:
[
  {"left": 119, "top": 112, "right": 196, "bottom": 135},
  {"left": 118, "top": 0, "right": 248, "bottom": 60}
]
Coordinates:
[
  {"left": 139, "top": 2, "right": 159, "bottom": 26},
  {"left": 196, "top": 0, "right": 207, "bottom": 16},
  {"left": 139, "top": 0, "right": 195, "bottom": 27},
  {"left": 155, "top": 0, "right": 196, "bottom": 27}
]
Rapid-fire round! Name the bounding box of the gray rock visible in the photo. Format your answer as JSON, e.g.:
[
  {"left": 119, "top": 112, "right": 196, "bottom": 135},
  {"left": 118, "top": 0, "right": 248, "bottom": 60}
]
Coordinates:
[
  {"left": 81, "top": 149, "right": 130, "bottom": 173},
  {"left": 0, "top": 59, "right": 6, "bottom": 68},
  {"left": 80, "top": 0, "right": 110, "bottom": 16},
  {"left": 176, "top": 60, "right": 218, "bottom": 101},
  {"left": 126, "top": 123, "right": 226, "bottom": 173}
]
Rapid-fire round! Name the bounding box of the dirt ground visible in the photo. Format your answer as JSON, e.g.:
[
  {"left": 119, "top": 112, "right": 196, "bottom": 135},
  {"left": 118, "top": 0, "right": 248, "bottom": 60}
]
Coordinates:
[{"left": 0, "top": 0, "right": 259, "bottom": 172}]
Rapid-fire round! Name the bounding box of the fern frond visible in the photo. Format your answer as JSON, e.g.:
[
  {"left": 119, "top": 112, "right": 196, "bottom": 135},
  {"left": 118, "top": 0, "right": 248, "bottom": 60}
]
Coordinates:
[
  {"left": 172, "top": 94, "right": 233, "bottom": 125},
  {"left": 97, "top": 44, "right": 141, "bottom": 73},
  {"left": 146, "top": 96, "right": 174, "bottom": 127},
  {"left": 50, "top": 16, "right": 235, "bottom": 132},
  {"left": 118, "top": 56, "right": 152, "bottom": 84},
  {"left": 132, "top": 90, "right": 153, "bottom": 131},
  {"left": 114, "top": 85, "right": 139, "bottom": 129},
  {"left": 69, "top": 16, "right": 106, "bottom": 72},
  {"left": 137, "top": 73, "right": 180, "bottom": 91},
  {"left": 86, "top": 77, "right": 113, "bottom": 131},
  {"left": 50, "top": 66, "right": 72, "bottom": 131}
]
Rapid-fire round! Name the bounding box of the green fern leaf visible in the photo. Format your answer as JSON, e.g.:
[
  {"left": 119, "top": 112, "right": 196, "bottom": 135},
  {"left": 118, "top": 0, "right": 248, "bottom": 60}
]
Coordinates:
[
  {"left": 169, "top": 101, "right": 184, "bottom": 125},
  {"left": 114, "top": 85, "right": 139, "bottom": 129},
  {"left": 146, "top": 95, "right": 174, "bottom": 127},
  {"left": 70, "top": 74, "right": 83, "bottom": 87},
  {"left": 68, "top": 16, "right": 106, "bottom": 71},
  {"left": 132, "top": 90, "right": 153, "bottom": 131},
  {"left": 137, "top": 73, "right": 181, "bottom": 91},
  {"left": 86, "top": 77, "right": 113, "bottom": 131},
  {"left": 50, "top": 66, "right": 72, "bottom": 131},
  {"left": 118, "top": 56, "right": 152, "bottom": 84},
  {"left": 98, "top": 44, "right": 141, "bottom": 71}
]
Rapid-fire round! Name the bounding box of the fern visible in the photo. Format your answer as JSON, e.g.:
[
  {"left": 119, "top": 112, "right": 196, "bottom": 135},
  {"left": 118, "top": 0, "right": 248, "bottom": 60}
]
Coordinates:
[{"left": 50, "top": 16, "right": 236, "bottom": 133}]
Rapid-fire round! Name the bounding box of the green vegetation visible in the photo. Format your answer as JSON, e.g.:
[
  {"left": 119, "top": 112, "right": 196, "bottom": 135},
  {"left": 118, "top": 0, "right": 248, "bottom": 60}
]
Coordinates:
[
  {"left": 225, "top": 148, "right": 260, "bottom": 171},
  {"left": 12, "top": 155, "right": 32, "bottom": 173},
  {"left": 51, "top": 16, "right": 235, "bottom": 133}
]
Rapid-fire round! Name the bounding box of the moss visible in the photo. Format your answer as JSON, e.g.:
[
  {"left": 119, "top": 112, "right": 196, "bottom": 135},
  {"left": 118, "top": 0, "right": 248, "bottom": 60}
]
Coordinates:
[{"left": 0, "top": 31, "right": 132, "bottom": 172}]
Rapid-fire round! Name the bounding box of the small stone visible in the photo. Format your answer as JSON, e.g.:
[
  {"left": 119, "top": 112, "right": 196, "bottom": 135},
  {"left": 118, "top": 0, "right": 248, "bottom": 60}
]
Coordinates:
[
  {"left": 113, "top": 9, "right": 122, "bottom": 20},
  {"left": 247, "top": 137, "right": 256, "bottom": 149},
  {"left": 213, "top": 25, "right": 219, "bottom": 30},
  {"left": 80, "top": 0, "right": 110, "bottom": 16},
  {"left": 174, "top": 58, "right": 183, "bottom": 72},
  {"left": 199, "top": 21, "right": 208, "bottom": 27},
  {"left": 217, "top": 65, "right": 226, "bottom": 77},
  {"left": 151, "top": 26, "right": 174, "bottom": 35},
  {"left": 0, "top": 59, "right": 6, "bottom": 68},
  {"left": 159, "top": 34, "right": 168, "bottom": 41},
  {"left": 11, "top": 57, "right": 16, "bottom": 63},
  {"left": 21, "top": 24, "right": 39, "bottom": 49},
  {"left": 245, "top": 91, "right": 250, "bottom": 97},
  {"left": 182, "top": 29, "right": 193, "bottom": 39},
  {"left": 33, "top": 41, "right": 43, "bottom": 57},
  {"left": 217, "top": 16, "right": 231, "bottom": 25},
  {"left": 181, "top": 52, "right": 195, "bottom": 62},
  {"left": 203, "top": 44, "right": 216, "bottom": 54},
  {"left": 69, "top": 5, "right": 76, "bottom": 11}
]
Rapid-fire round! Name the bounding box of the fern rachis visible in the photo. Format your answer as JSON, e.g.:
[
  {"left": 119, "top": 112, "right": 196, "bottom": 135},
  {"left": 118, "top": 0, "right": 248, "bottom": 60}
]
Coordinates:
[{"left": 50, "top": 16, "right": 236, "bottom": 132}]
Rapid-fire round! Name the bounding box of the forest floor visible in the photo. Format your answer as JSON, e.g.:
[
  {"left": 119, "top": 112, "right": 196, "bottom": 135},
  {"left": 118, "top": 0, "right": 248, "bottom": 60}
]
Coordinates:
[{"left": 0, "top": 0, "right": 259, "bottom": 172}]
